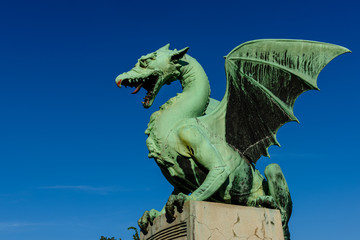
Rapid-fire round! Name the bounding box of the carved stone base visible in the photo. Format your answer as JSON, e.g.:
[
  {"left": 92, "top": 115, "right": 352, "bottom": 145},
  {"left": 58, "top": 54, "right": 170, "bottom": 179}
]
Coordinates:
[{"left": 140, "top": 201, "right": 284, "bottom": 240}]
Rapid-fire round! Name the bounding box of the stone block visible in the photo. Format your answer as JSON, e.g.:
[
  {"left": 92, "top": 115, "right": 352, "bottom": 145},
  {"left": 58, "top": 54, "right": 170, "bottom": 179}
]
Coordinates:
[{"left": 140, "top": 201, "right": 284, "bottom": 240}]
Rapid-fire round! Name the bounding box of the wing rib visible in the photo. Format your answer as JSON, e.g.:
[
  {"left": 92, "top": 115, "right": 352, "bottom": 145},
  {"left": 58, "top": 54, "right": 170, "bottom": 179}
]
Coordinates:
[{"left": 227, "top": 57, "right": 319, "bottom": 90}]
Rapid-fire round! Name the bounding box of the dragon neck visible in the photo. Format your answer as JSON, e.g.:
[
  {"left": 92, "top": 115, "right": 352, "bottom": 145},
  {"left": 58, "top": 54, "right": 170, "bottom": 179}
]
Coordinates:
[{"left": 146, "top": 55, "right": 210, "bottom": 137}]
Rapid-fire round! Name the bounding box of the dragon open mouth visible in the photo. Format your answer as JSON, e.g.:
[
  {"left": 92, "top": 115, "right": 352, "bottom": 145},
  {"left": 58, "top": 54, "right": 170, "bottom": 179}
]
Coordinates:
[{"left": 117, "top": 74, "right": 159, "bottom": 108}]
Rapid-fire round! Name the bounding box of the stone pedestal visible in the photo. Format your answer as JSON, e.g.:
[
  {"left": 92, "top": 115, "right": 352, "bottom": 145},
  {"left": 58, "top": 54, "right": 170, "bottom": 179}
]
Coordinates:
[{"left": 140, "top": 201, "right": 284, "bottom": 240}]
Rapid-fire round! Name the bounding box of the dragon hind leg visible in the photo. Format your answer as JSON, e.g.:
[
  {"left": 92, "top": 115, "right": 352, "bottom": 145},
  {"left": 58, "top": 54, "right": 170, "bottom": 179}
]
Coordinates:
[{"left": 264, "top": 163, "right": 292, "bottom": 240}]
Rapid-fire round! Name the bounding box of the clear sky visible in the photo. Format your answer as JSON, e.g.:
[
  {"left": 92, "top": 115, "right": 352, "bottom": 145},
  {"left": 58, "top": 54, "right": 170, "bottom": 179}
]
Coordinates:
[{"left": 0, "top": 0, "right": 359, "bottom": 239}]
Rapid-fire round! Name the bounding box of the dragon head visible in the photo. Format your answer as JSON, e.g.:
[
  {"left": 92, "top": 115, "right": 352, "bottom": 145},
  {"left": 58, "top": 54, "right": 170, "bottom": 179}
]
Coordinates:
[{"left": 115, "top": 44, "right": 189, "bottom": 108}]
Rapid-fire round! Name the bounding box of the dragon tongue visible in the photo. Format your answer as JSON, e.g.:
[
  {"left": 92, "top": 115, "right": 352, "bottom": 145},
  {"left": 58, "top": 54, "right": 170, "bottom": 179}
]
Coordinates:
[
  {"left": 131, "top": 82, "right": 143, "bottom": 94},
  {"left": 117, "top": 79, "right": 122, "bottom": 88}
]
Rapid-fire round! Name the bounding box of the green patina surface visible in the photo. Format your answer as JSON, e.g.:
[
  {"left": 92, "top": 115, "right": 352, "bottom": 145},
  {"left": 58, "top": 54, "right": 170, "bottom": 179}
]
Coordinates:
[{"left": 115, "top": 40, "right": 350, "bottom": 240}]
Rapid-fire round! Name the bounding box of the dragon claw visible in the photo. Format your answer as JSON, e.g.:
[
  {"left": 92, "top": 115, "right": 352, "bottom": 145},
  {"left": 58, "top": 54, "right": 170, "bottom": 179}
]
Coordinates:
[
  {"left": 138, "top": 209, "right": 161, "bottom": 234},
  {"left": 251, "top": 196, "right": 278, "bottom": 209},
  {"left": 165, "top": 193, "right": 190, "bottom": 220}
]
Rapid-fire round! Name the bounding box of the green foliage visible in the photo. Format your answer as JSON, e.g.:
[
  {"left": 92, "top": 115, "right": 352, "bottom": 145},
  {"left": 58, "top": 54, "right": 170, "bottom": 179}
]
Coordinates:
[
  {"left": 100, "top": 237, "right": 118, "bottom": 240},
  {"left": 100, "top": 226, "right": 139, "bottom": 240},
  {"left": 128, "top": 227, "right": 139, "bottom": 240}
]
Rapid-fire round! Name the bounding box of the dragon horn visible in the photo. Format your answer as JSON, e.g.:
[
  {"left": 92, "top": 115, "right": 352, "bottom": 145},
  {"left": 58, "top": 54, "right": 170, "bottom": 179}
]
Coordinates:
[
  {"left": 171, "top": 47, "right": 189, "bottom": 61},
  {"left": 157, "top": 43, "right": 170, "bottom": 52}
]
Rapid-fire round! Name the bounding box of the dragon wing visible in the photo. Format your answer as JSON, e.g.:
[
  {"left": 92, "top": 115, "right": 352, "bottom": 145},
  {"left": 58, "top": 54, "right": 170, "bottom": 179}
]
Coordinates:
[{"left": 199, "top": 39, "right": 350, "bottom": 164}]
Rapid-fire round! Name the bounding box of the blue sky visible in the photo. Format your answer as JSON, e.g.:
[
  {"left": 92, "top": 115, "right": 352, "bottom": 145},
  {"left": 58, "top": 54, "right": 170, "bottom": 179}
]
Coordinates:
[{"left": 0, "top": 0, "right": 359, "bottom": 239}]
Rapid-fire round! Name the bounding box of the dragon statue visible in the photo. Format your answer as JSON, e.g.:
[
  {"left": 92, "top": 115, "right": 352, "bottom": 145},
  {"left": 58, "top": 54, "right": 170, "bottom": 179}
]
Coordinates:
[{"left": 115, "top": 39, "right": 349, "bottom": 239}]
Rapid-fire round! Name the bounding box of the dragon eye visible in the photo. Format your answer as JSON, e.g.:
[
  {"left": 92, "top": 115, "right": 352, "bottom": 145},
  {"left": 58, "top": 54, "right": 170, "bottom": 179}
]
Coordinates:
[
  {"left": 140, "top": 58, "right": 155, "bottom": 68},
  {"left": 139, "top": 59, "right": 148, "bottom": 68}
]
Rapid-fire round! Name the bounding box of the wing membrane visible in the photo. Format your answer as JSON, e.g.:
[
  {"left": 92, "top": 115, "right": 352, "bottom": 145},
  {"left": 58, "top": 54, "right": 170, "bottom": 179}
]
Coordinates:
[{"left": 200, "top": 39, "right": 350, "bottom": 164}]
